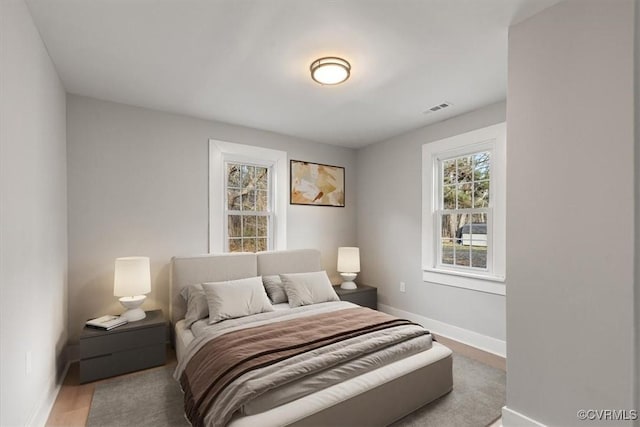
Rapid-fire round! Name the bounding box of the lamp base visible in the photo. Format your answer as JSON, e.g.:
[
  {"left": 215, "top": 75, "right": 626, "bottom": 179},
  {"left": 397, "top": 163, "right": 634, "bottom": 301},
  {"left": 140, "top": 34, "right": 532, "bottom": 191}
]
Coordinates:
[
  {"left": 340, "top": 273, "right": 358, "bottom": 290},
  {"left": 119, "top": 295, "right": 147, "bottom": 322}
]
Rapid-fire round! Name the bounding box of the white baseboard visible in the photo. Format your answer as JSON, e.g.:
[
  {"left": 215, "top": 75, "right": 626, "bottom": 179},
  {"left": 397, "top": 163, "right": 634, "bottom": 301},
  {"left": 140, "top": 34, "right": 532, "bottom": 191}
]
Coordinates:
[
  {"left": 502, "top": 406, "right": 547, "bottom": 427},
  {"left": 27, "top": 361, "right": 70, "bottom": 427},
  {"left": 378, "top": 303, "right": 506, "bottom": 357}
]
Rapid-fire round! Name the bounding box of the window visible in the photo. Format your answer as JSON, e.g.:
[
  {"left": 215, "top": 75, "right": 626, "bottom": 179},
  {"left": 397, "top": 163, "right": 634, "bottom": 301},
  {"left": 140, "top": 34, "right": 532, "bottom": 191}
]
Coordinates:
[
  {"left": 209, "top": 140, "right": 287, "bottom": 253},
  {"left": 225, "top": 162, "right": 272, "bottom": 252},
  {"left": 422, "top": 123, "right": 505, "bottom": 295},
  {"left": 438, "top": 151, "right": 491, "bottom": 270}
]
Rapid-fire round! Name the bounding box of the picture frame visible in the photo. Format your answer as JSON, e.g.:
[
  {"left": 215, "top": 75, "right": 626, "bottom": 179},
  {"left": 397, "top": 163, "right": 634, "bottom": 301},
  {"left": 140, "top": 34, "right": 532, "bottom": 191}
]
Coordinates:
[{"left": 290, "top": 160, "right": 345, "bottom": 207}]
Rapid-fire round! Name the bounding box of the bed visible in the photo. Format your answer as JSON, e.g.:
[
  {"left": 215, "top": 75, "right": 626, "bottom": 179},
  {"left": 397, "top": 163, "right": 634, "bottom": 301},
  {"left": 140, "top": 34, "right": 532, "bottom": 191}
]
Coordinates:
[{"left": 170, "top": 249, "right": 453, "bottom": 427}]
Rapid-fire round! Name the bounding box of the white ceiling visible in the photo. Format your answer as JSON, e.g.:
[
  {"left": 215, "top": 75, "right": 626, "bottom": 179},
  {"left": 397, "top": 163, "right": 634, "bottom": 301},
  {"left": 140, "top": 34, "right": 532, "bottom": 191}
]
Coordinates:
[{"left": 26, "top": 0, "right": 560, "bottom": 148}]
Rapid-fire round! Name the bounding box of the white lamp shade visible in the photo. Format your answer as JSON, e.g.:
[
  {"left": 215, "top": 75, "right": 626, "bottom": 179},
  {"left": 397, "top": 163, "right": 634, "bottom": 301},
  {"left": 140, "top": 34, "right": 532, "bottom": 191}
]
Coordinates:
[
  {"left": 114, "top": 257, "right": 151, "bottom": 297},
  {"left": 337, "top": 247, "right": 360, "bottom": 273}
]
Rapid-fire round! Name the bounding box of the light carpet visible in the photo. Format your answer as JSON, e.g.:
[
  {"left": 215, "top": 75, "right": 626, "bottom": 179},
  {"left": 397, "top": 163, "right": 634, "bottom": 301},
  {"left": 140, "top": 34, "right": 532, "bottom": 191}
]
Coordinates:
[
  {"left": 87, "top": 353, "right": 505, "bottom": 427},
  {"left": 391, "top": 353, "right": 505, "bottom": 427}
]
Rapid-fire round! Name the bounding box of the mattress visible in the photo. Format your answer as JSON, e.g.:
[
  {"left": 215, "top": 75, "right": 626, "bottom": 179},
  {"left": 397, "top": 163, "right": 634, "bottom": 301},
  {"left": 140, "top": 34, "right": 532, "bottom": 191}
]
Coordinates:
[{"left": 227, "top": 342, "right": 452, "bottom": 427}]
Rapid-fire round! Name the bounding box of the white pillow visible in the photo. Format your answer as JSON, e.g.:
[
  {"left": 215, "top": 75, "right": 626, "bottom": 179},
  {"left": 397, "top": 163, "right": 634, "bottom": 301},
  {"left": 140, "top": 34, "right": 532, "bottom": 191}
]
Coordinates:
[
  {"left": 262, "top": 275, "right": 288, "bottom": 304},
  {"left": 279, "top": 271, "right": 339, "bottom": 308},
  {"left": 180, "top": 284, "right": 209, "bottom": 328},
  {"left": 202, "top": 276, "right": 274, "bottom": 324}
]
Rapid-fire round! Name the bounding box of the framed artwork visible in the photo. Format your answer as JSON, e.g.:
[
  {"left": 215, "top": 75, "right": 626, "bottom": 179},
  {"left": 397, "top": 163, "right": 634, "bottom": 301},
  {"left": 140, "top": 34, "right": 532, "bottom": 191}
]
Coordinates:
[{"left": 290, "top": 160, "right": 345, "bottom": 207}]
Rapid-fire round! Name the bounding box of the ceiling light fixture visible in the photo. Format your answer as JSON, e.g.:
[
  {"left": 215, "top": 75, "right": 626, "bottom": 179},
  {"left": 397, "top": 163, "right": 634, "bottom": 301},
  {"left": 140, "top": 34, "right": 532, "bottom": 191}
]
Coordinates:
[{"left": 310, "top": 57, "right": 351, "bottom": 85}]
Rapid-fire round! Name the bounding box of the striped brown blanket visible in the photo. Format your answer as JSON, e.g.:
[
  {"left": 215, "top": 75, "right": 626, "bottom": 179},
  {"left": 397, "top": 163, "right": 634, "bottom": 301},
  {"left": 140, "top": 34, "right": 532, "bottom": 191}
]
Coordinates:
[{"left": 179, "top": 306, "right": 429, "bottom": 427}]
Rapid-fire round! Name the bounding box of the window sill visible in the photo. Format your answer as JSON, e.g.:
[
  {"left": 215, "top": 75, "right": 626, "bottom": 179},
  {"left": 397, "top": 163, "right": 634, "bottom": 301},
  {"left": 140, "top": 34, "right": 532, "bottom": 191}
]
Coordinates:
[{"left": 422, "top": 268, "right": 505, "bottom": 295}]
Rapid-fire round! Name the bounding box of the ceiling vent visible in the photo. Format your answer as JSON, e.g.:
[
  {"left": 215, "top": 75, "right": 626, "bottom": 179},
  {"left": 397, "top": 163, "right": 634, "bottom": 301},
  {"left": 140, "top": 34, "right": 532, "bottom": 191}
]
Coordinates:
[{"left": 423, "top": 101, "right": 453, "bottom": 114}]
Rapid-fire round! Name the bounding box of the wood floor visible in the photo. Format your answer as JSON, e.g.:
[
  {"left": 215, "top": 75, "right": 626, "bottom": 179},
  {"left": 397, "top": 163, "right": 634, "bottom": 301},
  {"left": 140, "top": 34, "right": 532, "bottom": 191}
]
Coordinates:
[
  {"left": 46, "top": 337, "right": 505, "bottom": 427},
  {"left": 432, "top": 334, "right": 506, "bottom": 371}
]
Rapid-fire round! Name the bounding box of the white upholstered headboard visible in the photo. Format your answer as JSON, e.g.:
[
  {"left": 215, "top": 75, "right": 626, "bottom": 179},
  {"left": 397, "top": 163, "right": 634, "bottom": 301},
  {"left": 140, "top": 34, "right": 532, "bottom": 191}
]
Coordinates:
[
  {"left": 170, "top": 249, "right": 321, "bottom": 327},
  {"left": 256, "top": 249, "right": 322, "bottom": 276}
]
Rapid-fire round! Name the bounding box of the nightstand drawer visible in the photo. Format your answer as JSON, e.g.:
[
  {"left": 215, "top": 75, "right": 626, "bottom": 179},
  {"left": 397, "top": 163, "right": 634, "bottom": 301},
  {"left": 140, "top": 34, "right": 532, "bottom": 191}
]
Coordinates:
[
  {"left": 334, "top": 284, "right": 378, "bottom": 310},
  {"left": 342, "top": 291, "right": 376, "bottom": 309},
  {"left": 80, "top": 325, "right": 165, "bottom": 359},
  {"left": 80, "top": 343, "right": 165, "bottom": 383}
]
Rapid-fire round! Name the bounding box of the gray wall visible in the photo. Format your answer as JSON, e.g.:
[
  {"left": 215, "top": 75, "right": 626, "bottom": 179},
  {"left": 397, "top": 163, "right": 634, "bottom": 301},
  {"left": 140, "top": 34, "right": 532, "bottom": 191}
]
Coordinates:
[
  {"left": 505, "top": 1, "right": 636, "bottom": 425},
  {"left": 356, "top": 102, "right": 506, "bottom": 342},
  {"left": 0, "top": 1, "right": 68, "bottom": 425},
  {"left": 66, "top": 95, "right": 357, "bottom": 342}
]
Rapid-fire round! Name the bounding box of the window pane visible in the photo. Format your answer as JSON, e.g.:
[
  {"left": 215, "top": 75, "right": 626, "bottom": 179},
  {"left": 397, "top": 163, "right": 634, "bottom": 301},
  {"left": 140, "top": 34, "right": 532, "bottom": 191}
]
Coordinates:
[
  {"left": 256, "top": 216, "right": 268, "bottom": 237},
  {"left": 256, "top": 190, "right": 268, "bottom": 211},
  {"left": 242, "top": 190, "right": 256, "bottom": 211},
  {"left": 457, "top": 183, "right": 472, "bottom": 208},
  {"left": 443, "top": 159, "right": 456, "bottom": 185},
  {"left": 473, "top": 151, "right": 491, "bottom": 181},
  {"left": 256, "top": 238, "right": 267, "bottom": 252},
  {"left": 470, "top": 214, "right": 487, "bottom": 268},
  {"left": 227, "top": 189, "right": 241, "bottom": 210},
  {"left": 471, "top": 246, "right": 487, "bottom": 268},
  {"left": 241, "top": 165, "right": 254, "bottom": 189},
  {"left": 441, "top": 239, "right": 454, "bottom": 265},
  {"left": 456, "top": 156, "right": 473, "bottom": 182},
  {"left": 456, "top": 213, "right": 469, "bottom": 244},
  {"left": 228, "top": 215, "right": 241, "bottom": 237},
  {"left": 243, "top": 216, "right": 256, "bottom": 237},
  {"left": 469, "top": 214, "right": 488, "bottom": 246},
  {"left": 227, "top": 163, "right": 241, "bottom": 188},
  {"left": 473, "top": 181, "right": 490, "bottom": 208},
  {"left": 454, "top": 242, "right": 471, "bottom": 266},
  {"left": 443, "top": 185, "right": 456, "bottom": 209},
  {"left": 229, "top": 238, "right": 242, "bottom": 252},
  {"left": 256, "top": 167, "right": 268, "bottom": 190},
  {"left": 441, "top": 214, "right": 459, "bottom": 239},
  {"left": 458, "top": 214, "right": 480, "bottom": 246},
  {"left": 244, "top": 238, "right": 256, "bottom": 253},
  {"left": 471, "top": 213, "right": 488, "bottom": 232}
]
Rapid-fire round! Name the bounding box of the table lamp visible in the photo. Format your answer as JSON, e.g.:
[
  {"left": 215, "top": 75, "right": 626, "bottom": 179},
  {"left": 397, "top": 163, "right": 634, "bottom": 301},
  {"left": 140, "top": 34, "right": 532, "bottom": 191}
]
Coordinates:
[
  {"left": 337, "top": 247, "right": 360, "bottom": 290},
  {"left": 114, "top": 256, "right": 151, "bottom": 322}
]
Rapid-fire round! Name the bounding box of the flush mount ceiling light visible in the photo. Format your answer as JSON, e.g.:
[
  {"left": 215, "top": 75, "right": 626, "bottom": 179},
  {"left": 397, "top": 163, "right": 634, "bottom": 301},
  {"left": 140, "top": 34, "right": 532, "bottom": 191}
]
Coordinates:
[{"left": 310, "top": 57, "right": 351, "bottom": 85}]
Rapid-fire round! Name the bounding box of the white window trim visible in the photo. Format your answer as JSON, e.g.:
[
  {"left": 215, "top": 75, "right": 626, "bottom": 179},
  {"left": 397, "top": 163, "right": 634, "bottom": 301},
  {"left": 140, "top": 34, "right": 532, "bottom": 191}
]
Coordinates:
[
  {"left": 421, "top": 122, "right": 506, "bottom": 296},
  {"left": 209, "top": 139, "right": 287, "bottom": 253}
]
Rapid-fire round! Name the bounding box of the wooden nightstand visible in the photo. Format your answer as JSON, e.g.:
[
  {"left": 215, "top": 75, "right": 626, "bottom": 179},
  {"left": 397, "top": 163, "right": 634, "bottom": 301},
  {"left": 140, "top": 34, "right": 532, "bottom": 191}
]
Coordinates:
[
  {"left": 334, "top": 284, "right": 378, "bottom": 310},
  {"left": 79, "top": 309, "right": 166, "bottom": 383}
]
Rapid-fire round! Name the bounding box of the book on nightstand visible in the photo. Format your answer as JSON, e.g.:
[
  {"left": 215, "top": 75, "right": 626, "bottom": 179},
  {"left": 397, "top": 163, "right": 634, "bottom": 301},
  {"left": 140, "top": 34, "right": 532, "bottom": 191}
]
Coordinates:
[{"left": 85, "top": 315, "right": 128, "bottom": 330}]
